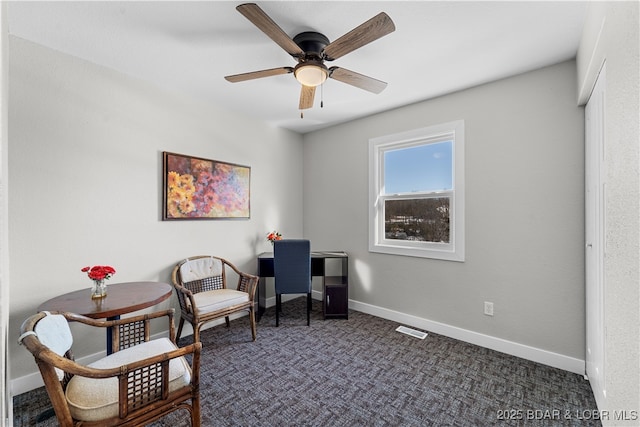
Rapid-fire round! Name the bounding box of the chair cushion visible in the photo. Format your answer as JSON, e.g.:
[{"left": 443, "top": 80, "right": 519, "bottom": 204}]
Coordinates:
[
  {"left": 65, "top": 338, "right": 190, "bottom": 422},
  {"left": 180, "top": 257, "right": 222, "bottom": 282},
  {"left": 192, "top": 289, "right": 249, "bottom": 315},
  {"left": 34, "top": 313, "right": 73, "bottom": 380},
  {"left": 35, "top": 313, "right": 73, "bottom": 357}
]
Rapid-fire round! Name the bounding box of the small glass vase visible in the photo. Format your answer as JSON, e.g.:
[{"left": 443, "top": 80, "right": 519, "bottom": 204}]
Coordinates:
[{"left": 91, "top": 279, "right": 107, "bottom": 299}]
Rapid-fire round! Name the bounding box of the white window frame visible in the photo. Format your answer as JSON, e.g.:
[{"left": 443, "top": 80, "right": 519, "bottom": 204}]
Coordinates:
[{"left": 368, "top": 120, "right": 465, "bottom": 261}]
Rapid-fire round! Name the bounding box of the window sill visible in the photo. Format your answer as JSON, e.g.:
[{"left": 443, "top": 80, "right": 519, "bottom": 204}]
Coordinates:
[{"left": 369, "top": 243, "right": 465, "bottom": 262}]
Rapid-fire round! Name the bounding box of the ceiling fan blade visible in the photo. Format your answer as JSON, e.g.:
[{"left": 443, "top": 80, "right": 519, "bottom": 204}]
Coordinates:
[
  {"left": 236, "top": 3, "right": 304, "bottom": 58},
  {"left": 329, "top": 67, "right": 387, "bottom": 94},
  {"left": 299, "top": 85, "right": 316, "bottom": 110},
  {"left": 323, "top": 12, "right": 395, "bottom": 61},
  {"left": 225, "top": 67, "right": 293, "bottom": 83}
]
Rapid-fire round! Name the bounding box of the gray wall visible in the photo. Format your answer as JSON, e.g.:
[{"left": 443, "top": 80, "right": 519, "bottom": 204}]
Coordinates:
[
  {"left": 8, "top": 36, "right": 304, "bottom": 382},
  {"left": 303, "top": 61, "right": 585, "bottom": 361}
]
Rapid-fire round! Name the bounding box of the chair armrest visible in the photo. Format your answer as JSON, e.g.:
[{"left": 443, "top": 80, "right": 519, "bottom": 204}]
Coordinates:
[
  {"left": 173, "top": 284, "right": 197, "bottom": 315},
  {"left": 171, "top": 263, "right": 197, "bottom": 313},
  {"left": 29, "top": 337, "right": 201, "bottom": 386},
  {"left": 237, "top": 273, "right": 259, "bottom": 300},
  {"left": 64, "top": 309, "right": 177, "bottom": 351},
  {"left": 223, "top": 260, "right": 259, "bottom": 298},
  {"left": 61, "top": 310, "right": 173, "bottom": 329}
]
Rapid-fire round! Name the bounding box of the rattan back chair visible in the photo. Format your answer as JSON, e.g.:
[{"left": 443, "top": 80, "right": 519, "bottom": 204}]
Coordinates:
[
  {"left": 19, "top": 309, "right": 201, "bottom": 427},
  {"left": 171, "top": 255, "right": 258, "bottom": 343}
]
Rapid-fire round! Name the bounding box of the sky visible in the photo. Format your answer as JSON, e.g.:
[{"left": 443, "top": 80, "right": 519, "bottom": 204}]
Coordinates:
[{"left": 384, "top": 141, "right": 453, "bottom": 194}]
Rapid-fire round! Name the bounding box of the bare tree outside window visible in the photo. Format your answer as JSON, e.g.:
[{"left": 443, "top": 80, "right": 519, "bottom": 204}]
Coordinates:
[{"left": 384, "top": 198, "right": 450, "bottom": 243}]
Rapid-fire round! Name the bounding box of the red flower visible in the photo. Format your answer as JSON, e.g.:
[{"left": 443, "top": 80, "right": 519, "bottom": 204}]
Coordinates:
[
  {"left": 81, "top": 265, "right": 116, "bottom": 281},
  {"left": 267, "top": 231, "right": 282, "bottom": 242}
]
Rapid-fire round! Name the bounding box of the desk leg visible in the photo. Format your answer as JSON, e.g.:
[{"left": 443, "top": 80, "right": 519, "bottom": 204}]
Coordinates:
[
  {"left": 257, "top": 256, "right": 275, "bottom": 322},
  {"left": 257, "top": 277, "right": 266, "bottom": 322}
]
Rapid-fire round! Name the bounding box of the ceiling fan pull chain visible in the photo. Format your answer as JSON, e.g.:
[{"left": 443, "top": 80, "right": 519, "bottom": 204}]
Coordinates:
[
  {"left": 301, "top": 112, "right": 304, "bottom": 119},
  {"left": 321, "top": 83, "right": 324, "bottom": 108}
]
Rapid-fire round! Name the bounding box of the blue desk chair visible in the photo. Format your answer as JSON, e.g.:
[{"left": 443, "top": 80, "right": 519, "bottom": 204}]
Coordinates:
[{"left": 273, "top": 239, "right": 312, "bottom": 326}]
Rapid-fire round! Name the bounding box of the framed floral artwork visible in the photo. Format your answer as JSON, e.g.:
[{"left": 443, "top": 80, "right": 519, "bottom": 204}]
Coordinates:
[{"left": 162, "top": 151, "right": 250, "bottom": 220}]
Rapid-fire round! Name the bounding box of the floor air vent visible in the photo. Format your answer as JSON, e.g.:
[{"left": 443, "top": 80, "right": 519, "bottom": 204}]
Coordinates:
[{"left": 395, "top": 326, "right": 428, "bottom": 339}]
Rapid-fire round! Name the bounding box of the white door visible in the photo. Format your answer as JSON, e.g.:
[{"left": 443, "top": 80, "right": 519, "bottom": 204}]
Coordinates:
[{"left": 585, "top": 62, "right": 606, "bottom": 408}]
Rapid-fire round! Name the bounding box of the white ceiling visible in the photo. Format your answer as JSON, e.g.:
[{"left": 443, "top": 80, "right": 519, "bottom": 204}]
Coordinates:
[{"left": 7, "top": 1, "right": 587, "bottom": 134}]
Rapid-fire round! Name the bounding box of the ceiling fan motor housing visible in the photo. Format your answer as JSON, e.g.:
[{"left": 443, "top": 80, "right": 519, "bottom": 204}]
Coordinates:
[
  {"left": 293, "top": 31, "right": 330, "bottom": 60},
  {"left": 293, "top": 32, "right": 330, "bottom": 86}
]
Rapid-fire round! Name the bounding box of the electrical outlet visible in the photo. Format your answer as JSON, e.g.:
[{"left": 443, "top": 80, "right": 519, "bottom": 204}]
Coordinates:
[{"left": 484, "top": 301, "right": 494, "bottom": 316}]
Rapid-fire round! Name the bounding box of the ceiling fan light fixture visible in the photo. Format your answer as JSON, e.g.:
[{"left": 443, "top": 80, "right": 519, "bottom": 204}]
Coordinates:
[{"left": 294, "top": 63, "right": 328, "bottom": 87}]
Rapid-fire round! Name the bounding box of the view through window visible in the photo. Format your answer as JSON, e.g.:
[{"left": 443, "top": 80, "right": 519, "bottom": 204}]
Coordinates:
[{"left": 384, "top": 141, "right": 452, "bottom": 244}]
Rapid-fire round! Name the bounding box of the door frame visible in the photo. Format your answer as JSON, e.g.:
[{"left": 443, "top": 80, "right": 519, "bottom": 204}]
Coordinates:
[{"left": 584, "top": 61, "right": 606, "bottom": 408}]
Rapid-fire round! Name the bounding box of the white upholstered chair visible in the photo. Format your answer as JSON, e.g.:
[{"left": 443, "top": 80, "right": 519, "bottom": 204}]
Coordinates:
[
  {"left": 171, "top": 255, "right": 258, "bottom": 343},
  {"left": 19, "top": 309, "right": 201, "bottom": 427}
]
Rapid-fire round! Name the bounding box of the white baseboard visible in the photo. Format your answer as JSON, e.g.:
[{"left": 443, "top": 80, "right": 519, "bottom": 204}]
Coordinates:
[
  {"left": 11, "top": 294, "right": 584, "bottom": 396},
  {"left": 349, "top": 300, "right": 586, "bottom": 375}
]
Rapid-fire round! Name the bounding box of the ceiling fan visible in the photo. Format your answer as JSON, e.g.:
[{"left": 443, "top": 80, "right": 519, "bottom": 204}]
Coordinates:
[{"left": 224, "top": 3, "right": 395, "bottom": 113}]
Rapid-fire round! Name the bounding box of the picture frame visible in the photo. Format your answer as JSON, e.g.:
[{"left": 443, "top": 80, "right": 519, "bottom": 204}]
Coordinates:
[{"left": 162, "top": 151, "right": 250, "bottom": 220}]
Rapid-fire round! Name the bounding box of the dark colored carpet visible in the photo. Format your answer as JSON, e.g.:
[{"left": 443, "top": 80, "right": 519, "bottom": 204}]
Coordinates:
[{"left": 14, "top": 298, "right": 600, "bottom": 426}]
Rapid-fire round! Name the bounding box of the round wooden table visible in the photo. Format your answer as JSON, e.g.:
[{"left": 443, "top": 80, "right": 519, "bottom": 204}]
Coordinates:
[
  {"left": 38, "top": 281, "right": 173, "bottom": 354},
  {"left": 38, "top": 281, "right": 173, "bottom": 319}
]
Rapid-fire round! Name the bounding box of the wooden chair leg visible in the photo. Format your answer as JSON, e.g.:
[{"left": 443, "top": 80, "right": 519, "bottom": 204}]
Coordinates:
[
  {"left": 192, "top": 387, "right": 201, "bottom": 427},
  {"left": 249, "top": 308, "right": 257, "bottom": 341},
  {"left": 307, "top": 292, "right": 311, "bottom": 326},
  {"left": 177, "top": 317, "right": 185, "bottom": 341},
  {"left": 193, "top": 323, "right": 200, "bottom": 344},
  {"left": 276, "top": 294, "right": 281, "bottom": 327},
  {"left": 225, "top": 316, "right": 230, "bottom": 328}
]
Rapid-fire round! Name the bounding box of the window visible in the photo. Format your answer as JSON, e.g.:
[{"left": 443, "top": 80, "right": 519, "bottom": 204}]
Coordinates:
[{"left": 369, "top": 121, "right": 465, "bottom": 261}]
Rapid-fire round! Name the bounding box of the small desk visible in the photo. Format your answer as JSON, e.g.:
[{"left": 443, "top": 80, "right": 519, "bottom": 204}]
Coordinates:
[
  {"left": 38, "top": 281, "right": 172, "bottom": 354},
  {"left": 257, "top": 251, "right": 348, "bottom": 321}
]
